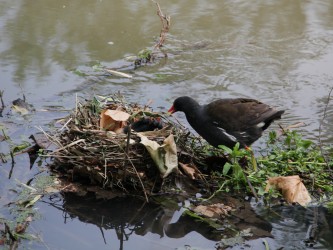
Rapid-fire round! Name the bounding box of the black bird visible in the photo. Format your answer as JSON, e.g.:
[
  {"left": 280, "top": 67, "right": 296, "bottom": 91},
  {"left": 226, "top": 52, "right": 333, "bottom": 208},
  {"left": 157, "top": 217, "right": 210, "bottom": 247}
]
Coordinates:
[{"left": 168, "top": 96, "right": 284, "bottom": 148}]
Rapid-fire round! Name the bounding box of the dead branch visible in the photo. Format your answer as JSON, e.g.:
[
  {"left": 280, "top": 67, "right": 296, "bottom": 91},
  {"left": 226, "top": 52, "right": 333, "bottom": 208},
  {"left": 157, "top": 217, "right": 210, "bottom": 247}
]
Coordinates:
[{"left": 152, "top": 0, "right": 171, "bottom": 53}]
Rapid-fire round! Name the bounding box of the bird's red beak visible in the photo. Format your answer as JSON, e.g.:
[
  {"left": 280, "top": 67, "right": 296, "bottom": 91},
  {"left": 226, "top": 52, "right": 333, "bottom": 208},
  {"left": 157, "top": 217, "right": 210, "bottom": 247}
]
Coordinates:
[{"left": 168, "top": 105, "right": 175, "bottom": 114}]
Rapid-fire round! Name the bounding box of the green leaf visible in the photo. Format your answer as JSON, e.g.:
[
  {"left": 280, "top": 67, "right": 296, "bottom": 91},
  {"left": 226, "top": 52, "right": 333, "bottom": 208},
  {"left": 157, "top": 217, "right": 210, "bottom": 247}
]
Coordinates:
[
  {"left": 12, "top": 142, "right": 31, "bottom": 153},
  {"left": 233, "top": 142, "right": 240, "bottom": 152},
  {"left": 223, "top": 162, "right": 232, "bottom": 175},
  {"left": 301, "top": 140, "right": 312, "bottom": 149},
  {"left": 219, "top": 145, "right": 233, "bottom": 154}
]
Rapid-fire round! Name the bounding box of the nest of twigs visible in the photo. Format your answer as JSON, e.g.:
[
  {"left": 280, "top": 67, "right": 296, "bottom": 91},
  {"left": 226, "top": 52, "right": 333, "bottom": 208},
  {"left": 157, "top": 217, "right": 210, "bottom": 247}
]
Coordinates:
[{"left": 46, "top": 94, "right": 225, "bottom": 198}]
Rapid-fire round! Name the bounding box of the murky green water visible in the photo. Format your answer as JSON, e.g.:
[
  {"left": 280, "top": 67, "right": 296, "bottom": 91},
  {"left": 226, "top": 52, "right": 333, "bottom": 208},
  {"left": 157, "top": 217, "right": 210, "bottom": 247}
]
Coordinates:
[{"left": 1, "top": 0, "right": 333, "bottom": 249}]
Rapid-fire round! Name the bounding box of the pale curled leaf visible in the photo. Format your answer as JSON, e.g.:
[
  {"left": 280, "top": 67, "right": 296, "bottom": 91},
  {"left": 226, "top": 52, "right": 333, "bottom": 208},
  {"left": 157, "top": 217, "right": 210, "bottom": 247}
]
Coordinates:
[
  {"left": 139, "top": 134, "right": 178, "bottom": 178},
  {"left": 12, "top": 105, "right": 29, "bottom": 115},
  {"left": 100, "top": 109, "right": 130, "bottom": 132},
  {"left": 25, "top": 194, "right": 42, "bottom": 208},
  {"left": 103, "top": 109, "right": 130, "bottom": 121},
  {"left": 265, "top": 175, "right": 311, "bottom": 206}
]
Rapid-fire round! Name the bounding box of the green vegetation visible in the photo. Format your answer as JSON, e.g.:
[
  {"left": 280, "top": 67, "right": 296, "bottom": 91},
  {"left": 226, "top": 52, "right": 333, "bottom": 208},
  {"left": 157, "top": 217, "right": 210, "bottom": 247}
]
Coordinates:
[
  {"left": 209, "top": 130, "right": 333, "bottom": 203},
  {"left": 1, "top": 175, "right": 57, "bottom": 246}
]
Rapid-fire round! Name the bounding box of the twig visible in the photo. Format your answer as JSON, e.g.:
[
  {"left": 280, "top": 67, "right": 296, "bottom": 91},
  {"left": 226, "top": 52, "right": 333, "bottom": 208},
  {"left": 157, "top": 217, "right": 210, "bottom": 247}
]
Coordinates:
[
  {"left": 0, "top": 152, "right": 7, "bottom": 163},
  {"left": 35, "top": 126, "right": 64, "bottom": 149},
  {"left": 59, "top": 117, "right": 72, "bottom": 131},
  {"left": 0, "top": 90, "right": 4, "bottom": 117},
  {"left": 122, "top": 125, "right": 131, "bottom": 181},
  {"left": 318, "top": 86, "right": 333, "bottom": 169},
  {"left": 105, "top": 69, "right": 132, "bottom": 79},
  {"left": 126, "top": 154, "right": 149, "bottom": 203},
  {"left": 151, "top": 0, "right": 171, "bottom": 53},
  {"left": 103, "top": 157, "right": 109, "bottom": 188},
  {"left": 244, "top": 173, "right": 259, "bottom": 202},
  {"left": 9, "top": 149, "right": 15, "bottom": 163},
  {"left": 0, "top": 90, "right": 4, "bottom": 107},
  {"left": 204, "top": 181, "right": 228, "bottom": 201},
  {"left": 8, "top": 151, "right": 15, "bottom": 179},
  {"left": 15, "top": 178, "right": 37, "bottom": 191},
  {"left": 125, "top": 126, "right": 131, "bottom": 161},
  {"left": 47, "top": 139, "right": 85, "bottom": 155},
  {"left": 276, "top": 122, "right": 306, "bottom": 138}
]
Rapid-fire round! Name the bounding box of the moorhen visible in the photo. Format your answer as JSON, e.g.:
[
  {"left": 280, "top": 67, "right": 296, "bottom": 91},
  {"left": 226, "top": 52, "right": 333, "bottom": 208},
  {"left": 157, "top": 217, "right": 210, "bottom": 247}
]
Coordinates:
[
  {"left": 168, "top": 96, "right": 284, "bottom": 148},
  {"left": 123, "top": 117, "right": 163, "bottom": 133}
]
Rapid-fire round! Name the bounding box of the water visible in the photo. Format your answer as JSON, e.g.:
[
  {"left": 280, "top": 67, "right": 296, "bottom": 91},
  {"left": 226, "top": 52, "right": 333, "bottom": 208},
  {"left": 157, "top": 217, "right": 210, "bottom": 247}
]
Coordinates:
[{"left": 1, "top": 0, "right": 333, "bottom": 249}]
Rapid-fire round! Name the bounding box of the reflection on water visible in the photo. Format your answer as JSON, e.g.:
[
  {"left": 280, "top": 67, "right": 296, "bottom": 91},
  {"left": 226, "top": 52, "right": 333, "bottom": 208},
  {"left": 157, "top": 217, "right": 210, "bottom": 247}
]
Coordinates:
[
  {"left": 254, "top": 203, "right": 333, "bottom": 249},
  {"left": 34, "top": 193, "right": 272, "bottom": 250},
  {"left": 1, "top": 0, "right": 333, "bottom": 249},
  {"left": 35, "top": 193, "right": 219, "bottom": 249}
]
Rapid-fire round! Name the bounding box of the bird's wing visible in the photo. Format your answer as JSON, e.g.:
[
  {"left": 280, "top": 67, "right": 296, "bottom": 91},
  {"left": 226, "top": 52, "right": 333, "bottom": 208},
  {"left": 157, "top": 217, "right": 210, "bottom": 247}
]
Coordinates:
[{"left": 205, "top": 98, "right": 283, "bottom": 132}]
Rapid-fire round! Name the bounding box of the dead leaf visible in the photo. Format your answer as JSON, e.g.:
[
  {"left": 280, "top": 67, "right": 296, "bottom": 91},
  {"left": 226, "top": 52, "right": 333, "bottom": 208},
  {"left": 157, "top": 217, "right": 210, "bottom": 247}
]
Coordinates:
[
  {"left": 193, "top": 203, "right": 233, "bottom": 218},
  {"left": 265, "top": 175, "right": 311, "bottom": 206},
  {"left": 139, "top": 134, "right": 178, "bottom": 178},
  {"left": 104, "top": 109, "right": 130, "bottom": 121},
  {"left": 15, "top": 224, "right": 26, "bottom": 234},
  {"left": 15, "top": 216, "right": 33, "bottom": 234},
  {"left": 179, "top": 162, "right": 200, "bottom": 180},
  {"left": 100, "top": 109, "right": 130, "bottom": 133}
]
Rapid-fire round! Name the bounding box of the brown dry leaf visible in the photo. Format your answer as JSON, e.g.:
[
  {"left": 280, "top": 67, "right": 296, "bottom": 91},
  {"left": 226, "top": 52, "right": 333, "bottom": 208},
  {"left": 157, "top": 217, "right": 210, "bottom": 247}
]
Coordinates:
[
  {"left": 265, "top": 175, "right": 311, "bottom": 206},
  {"left": 179, "top": 162, "right": 199, "bottom": 180},
  {"left": 100, "top": 109, "right": 130, "bottom": 132},
  {"left": 15, "top": 216, "right": 32, "bottom": 234},
  {"left": 53, "top": 178, "right": 88, "bottom": 196},
  {"left": 193, "top": 203, "right": 233, "bottom": 219},
  {"left": 15, "top": 224, "right": 26, "bottom": 234},
  {"left": 139, "top": 133, "right": 178, "bottom": 178}
]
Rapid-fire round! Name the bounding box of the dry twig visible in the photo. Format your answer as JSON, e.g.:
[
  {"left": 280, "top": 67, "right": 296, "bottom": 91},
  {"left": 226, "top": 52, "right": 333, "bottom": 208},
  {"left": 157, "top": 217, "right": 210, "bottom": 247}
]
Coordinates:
[{"left": 152, "top": 0, "right": 171, "bottom": 54}]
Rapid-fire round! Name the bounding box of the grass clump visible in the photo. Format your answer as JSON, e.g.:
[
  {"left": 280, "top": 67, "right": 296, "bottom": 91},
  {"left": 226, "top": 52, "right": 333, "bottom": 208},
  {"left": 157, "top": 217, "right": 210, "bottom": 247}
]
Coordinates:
[{"left": 210, "top": 130, "right": 333, "bottom": 202}]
